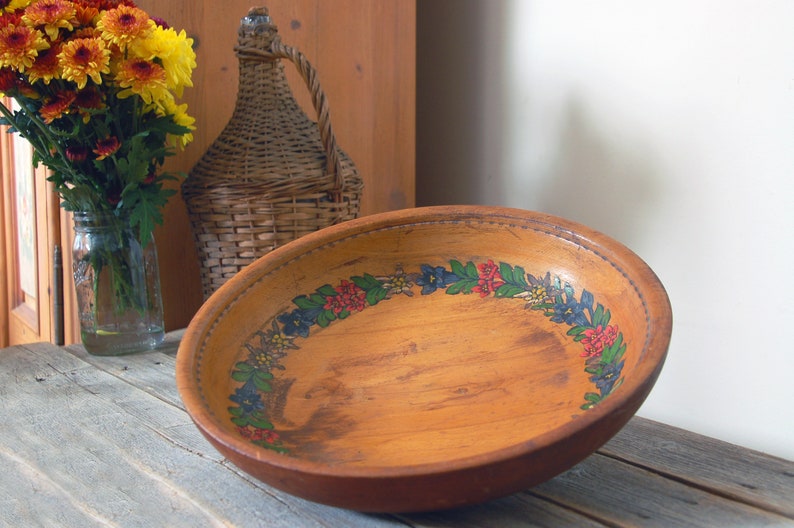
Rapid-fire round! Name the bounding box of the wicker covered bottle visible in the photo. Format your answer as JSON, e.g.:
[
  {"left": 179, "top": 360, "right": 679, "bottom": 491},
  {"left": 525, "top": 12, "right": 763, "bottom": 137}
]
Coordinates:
[{"left": 183, "top": 7, "right": 363, "bottom": 299}]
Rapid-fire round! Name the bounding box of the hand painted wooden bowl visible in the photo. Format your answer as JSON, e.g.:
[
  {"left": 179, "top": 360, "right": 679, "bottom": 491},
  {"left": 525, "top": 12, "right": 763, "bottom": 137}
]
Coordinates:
[{"left": 176, "top": 206, "right": 672, "bottom": 513}]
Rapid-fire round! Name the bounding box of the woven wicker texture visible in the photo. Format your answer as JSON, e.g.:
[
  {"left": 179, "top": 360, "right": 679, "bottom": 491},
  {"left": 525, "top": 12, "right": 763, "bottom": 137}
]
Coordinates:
[{"left": 183, "top": 7, "right": 363, "bottom": 299}]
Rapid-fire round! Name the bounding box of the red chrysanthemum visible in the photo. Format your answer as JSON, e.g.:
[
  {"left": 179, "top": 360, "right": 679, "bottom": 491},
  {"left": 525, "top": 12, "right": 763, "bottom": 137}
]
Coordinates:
[{"left": 93, "top": 135, "right": 120, "bottom": 159}]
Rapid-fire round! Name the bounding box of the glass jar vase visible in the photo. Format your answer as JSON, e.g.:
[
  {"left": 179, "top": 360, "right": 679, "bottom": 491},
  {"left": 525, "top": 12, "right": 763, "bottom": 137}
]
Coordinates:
[{"left": 72, "top": 211, "right": 165, "bottom": 355}]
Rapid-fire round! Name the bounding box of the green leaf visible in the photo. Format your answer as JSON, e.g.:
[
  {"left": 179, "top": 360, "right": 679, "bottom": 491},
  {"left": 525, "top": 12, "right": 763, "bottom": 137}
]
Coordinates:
[
  {"left": 309, "top": 293, "right": 327, "bottom": 306},
  {"left": 293, "top": 295, "right": 320, "bottom": 310},
  {"left": 446, "top": 279, "right": 476, "bottom": 295},
  {"left": 567, "top": 326, "right": 588, "bottom": 337},
  {"left": 317, "top": 310, "right": 335, "bottom": 327},
  {"left": 584, "top": 392, "right": 602, "bottom": 402},
  {"left": 316, "top": 284, "right": 337, "bottom": 297},
  {"left": 249, "top": 417, "right": 274, "bottom": 430},
  {"left": 495, "top": 284, "right": 525, "bottom": 298},
  {"left": 465, "top": 261, "right": 478, "bottom": 278},
  {"left": 231, "top": 370, "right": 253, "bottom": 383},
  {"left": 228, "top": 407, "right": 243, "bottom": 417},
  {"left": 234, "top": 361, "right": 254, "bottom": 372},
  {"left": 601, "top": 334, "right": 625, "bottom": 364},
  {"left": 366, "top": 286, "right": 388, "bottom": 306},
  {"left": 499, "top": 262, "right": 515, "bottom": 283},
  {"left": 231, "top": 416, "right": 249, "bottom": 427},
  {"left": 352, "top": 273, "right": 381, "bottom": 290},
  {"left": 513, "top": 266, "right": 529, "bottom": 287},
  {"left": 450, "top": 259, "right": 467, "bottom": 278},
  {"left": 253, "top": 376, "right": 272, "bottom": 392}
]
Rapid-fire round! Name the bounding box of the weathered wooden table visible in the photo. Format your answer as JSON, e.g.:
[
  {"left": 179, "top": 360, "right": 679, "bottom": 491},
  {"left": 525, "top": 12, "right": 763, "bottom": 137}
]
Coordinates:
[{"left": 1, "top": 335, "right": 792, "bottom": 527}]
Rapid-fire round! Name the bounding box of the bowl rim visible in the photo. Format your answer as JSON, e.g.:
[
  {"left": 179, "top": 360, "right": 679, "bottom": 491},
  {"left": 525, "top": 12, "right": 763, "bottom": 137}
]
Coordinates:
[{"left": 176, "top": 205, "right": 672, "bottom": 480}]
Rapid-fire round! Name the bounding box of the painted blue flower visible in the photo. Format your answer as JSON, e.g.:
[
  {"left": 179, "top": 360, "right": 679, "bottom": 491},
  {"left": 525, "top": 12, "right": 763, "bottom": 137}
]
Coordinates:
[
  {"left": 550, "top": 296, "right": 590, "bottom": 326},
  {"left": 277, "top": 309, "right": 315, "bottom": 337},
  {"left": 229, "top": 382, "right": 264, "bottom": 414},
  {"left": 416, "top": 264, "right": 459, "bottom": 295},
  {"left": 590, "top": 360, "right": 625, "bottom": 395}
]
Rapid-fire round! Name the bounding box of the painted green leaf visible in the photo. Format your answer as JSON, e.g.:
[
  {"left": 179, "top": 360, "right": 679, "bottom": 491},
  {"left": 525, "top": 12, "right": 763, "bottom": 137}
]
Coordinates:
[
  {"left": 234, "top": 361, "right": 254, "bottom": 372},
  {"left": 366, "top": 286, "right": 388, "bottom": 306},
  {"left": 293, "top": 295, "right": 319, "bottom": 310},
  {"left": 567, "top": 326, "right": 588, "bottom": 337},
  {"left": 316, "top": 284, "right": 337, "bottom": 297},
  {"left": 513, "top": 266, "right": 529, "bottom": 287},
  {"left": 228, "top": 406, "right": 243, "bottom": 417},
  {"left": 249, "top": 417, "right": 274, "bottom": 430},
  {"left": 231, "top": 369, "right": 253, "bottom": 383},
  {"left": 499, "top": 262, "right": 515, "bottom": 283},
  {"left": 253, "top": 378, "right": 271, "bottom": 392},
  {"left": 447, "top": 279, "right": 476, "bottom": 295},
  {"left": 495, "top": 284, "right": 525, "bottom": 298},
  {"left": 450, "top": 259, "right": 467, "bottom": 278},
  {"left": 601, "top": 334, "right": 625, "bottom": 364},
  {"left": 317, "top": 310, "right": 335, "bottom": 328},
  {"left": 352, "top": 273, "right": 382, "bottom": 291},
  {"left": 231, "top": 416, "right": 249, "bottom": 427},
  {"left": 465, "top": 261, "right": 478, "bottom": 278}
]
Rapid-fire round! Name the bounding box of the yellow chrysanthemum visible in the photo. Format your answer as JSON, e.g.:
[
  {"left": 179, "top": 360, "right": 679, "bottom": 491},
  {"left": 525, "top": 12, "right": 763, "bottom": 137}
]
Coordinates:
[
  {"left": 21, "top": 0, "right": 76, "bottom": 41},
  {"left": 58, "top": 36, "right": 110, "bottom": 89},
  {"left": 97, "top": 5, "right": 151, "bottom": 50},
  {"left": 159, "top": 99, "right": 195, "bottom": 149},
  {"left": 1, "top": 0, "right": 31, "bottom": 14},
  {"left": 0, "top": 23, "right": 49, "bottom": 71},
  {"left": 115, "top": 57, "right": 169, "bottom": 105},
  {"left": 130, "top": 25, "right": 194, "bottom": 96}
]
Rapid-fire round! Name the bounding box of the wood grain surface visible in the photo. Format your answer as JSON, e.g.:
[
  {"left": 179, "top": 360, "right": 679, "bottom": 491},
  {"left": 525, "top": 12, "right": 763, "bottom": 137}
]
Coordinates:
[{"left": 0, "top": 339, "right": 791, "bottom": 526}]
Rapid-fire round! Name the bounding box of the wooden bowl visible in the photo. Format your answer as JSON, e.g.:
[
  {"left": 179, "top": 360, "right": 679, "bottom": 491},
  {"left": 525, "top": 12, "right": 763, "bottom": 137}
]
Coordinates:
[{"left": 176, "top": 206, "right": 672, "bottom": 512}]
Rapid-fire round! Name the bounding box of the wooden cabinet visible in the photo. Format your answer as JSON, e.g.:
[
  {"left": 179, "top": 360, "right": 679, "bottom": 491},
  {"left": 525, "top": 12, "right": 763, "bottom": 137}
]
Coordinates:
[{"left": 1, "top": 1, "right": 415, "bottom": 346}]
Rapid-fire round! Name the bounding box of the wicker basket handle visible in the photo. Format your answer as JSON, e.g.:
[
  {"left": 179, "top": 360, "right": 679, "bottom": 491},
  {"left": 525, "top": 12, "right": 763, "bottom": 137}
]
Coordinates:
[{"left": 235, "top": 37, "right": 346, "bottom": 201}]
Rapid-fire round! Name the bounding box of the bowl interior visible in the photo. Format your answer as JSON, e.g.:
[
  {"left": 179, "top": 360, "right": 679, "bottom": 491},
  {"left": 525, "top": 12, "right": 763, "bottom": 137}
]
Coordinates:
[{"left": 182, "top": 208, "right": 667, "bottom": 475}]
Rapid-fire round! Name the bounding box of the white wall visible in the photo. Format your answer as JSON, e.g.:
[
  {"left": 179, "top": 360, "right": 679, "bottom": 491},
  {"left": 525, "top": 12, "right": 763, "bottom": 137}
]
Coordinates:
[{"left": 417, "top": 1, "right": 794, "bottom": 459}]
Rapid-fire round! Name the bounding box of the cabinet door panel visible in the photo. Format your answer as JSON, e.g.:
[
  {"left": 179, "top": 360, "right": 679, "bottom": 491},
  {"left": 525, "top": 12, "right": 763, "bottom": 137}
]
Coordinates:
[{"left": 1, "top": 106, "right": 60, "bottom": 346}]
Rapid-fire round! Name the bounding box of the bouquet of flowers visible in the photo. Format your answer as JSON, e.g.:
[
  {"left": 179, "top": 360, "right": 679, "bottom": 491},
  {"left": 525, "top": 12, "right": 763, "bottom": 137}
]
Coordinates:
[
  {"left": 0, "top": 0, "right": 196, "bottom": 245},
  {"left": 0, "top": 0, "right": 196, "bottom": 350}
]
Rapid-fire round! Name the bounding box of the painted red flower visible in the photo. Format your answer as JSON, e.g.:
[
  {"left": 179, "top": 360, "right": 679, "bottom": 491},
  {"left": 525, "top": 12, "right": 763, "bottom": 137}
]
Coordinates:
[
  {"left": 580, "top": 324, "right": 619, "bottom": 358},
  {"left": 472, "top": 259, "right": 504, "bottom": 297},
  {"left": 336, "top": 280, "right": 367, "bottom": 312}
]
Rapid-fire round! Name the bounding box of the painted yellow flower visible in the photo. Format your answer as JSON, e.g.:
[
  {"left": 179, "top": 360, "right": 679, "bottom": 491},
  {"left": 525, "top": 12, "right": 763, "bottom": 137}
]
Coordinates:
[
  {"left": 0, "top": 23, "right": 49, "bottom": 71},
  {"left": 58, "top": 36, "right": 109, "bottom": 89},
  {"left": 115, "top": 57, "right": 169, "bottom": 105},
  {"left": 1, "top": 0, "right": 32, "bottom": 13},
  {"left": 97, "top": 5, "right": 151, "bottom": 50},
  {"left": 21, "top": 0, "right": 76, "bottom": 41},
  {"left": 130, "top": 25, "right": 195, "bottom": 96}
]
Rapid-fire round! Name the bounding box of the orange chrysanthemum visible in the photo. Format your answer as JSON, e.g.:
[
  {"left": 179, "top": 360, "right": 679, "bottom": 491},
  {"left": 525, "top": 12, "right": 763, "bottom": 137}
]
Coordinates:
[
  {"left": 73, "top": 85, "right": 103, "bottom": 122},
  {"left": 58, "top": 36, "right": 109, "bottom": 88},
  {"left": 93, "top": 135, "right": 120, "bottom": 159},
  {"left": 25, "top": 41, "right": 60, "bottom": 83},
  {"left": 115, "top": 57, "right": 168, "bottom": 104},
  {"left": 0, "top": 24, "right": 49, "bottom": 71},
  {"left": 73, "top": 5, "right": 99, "bottom": 27},
  {"left": 97, "top": 5, "right": 150, "bottom": 49},
  {"left": 21, "top": 0, "right": 76, "bottom": 41},
  {"left": 0, "top": 67, "right": 18, "bottom": 94},
  {"left": 38, "top": 89, "right": 75, "bottom": 123}
]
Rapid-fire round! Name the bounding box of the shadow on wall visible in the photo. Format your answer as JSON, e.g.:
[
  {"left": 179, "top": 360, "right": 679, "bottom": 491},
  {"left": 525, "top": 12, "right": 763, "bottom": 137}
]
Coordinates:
[
  {"left": 416, "top": 0, "right": 508, "bottom": 206},
  {"left": 536, "top": 98, "right": 664, "bottom": 250}
]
